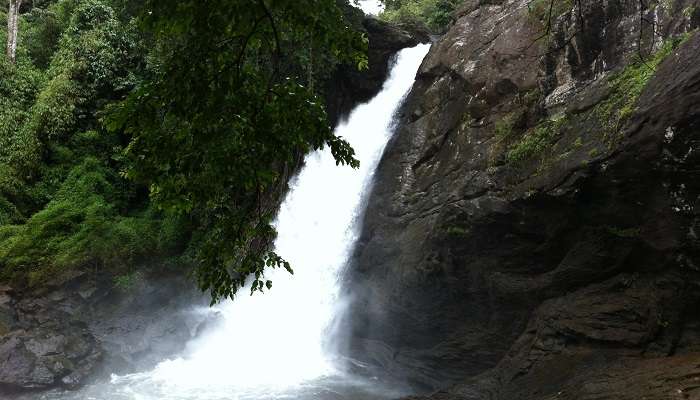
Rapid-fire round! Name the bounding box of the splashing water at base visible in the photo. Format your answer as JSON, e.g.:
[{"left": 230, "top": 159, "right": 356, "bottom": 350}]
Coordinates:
[{"left": 36, "top": 43, "right": 430, "bottom": 400}]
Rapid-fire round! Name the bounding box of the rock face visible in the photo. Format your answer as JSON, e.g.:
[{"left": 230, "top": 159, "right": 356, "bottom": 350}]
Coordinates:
[
  {"left": 0, "top": 273, "right": 215, "bottom": 394},
  {"left": 0, "top": 326, "right": 100, "bottom": 390},
  {"left": 341, "top": 0, "right": 700, "bottom": 398},
  {"left": 326, "top": 14, "right": 431, "bottom": 126}
]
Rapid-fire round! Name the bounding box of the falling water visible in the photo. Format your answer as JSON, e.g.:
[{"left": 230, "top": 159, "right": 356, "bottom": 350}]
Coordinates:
[{"left": 37, "top": 43, "right": 430, "bottom": 400}]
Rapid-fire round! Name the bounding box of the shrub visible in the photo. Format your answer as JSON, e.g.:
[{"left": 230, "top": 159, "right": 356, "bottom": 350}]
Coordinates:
[
  {"left": 114, "top": 270, "right": 144, "bottom": 291},
  {"left": 0, "top": 59, "right": 45, "bottom": 201},
  {"left": 380, "top": 0, "right": 460, "bottom": 33},
  {"left": 0, "top": 158, "right": 184, "bottom": 286},
  {"left": 506, "top": 116, "right": 566, "bottom": 163}
]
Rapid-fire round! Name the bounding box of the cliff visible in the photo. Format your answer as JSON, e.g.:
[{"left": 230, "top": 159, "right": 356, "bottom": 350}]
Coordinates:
[
  {"left": 341, "top": 0, "right": 700, "bottom": 398},
  {"left": 326, "top": 11, "right": 431, "bottom": 126}
]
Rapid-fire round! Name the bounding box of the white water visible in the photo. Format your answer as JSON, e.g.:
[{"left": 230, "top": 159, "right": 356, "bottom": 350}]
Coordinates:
[
  {"left": 38, "top": 43, "right": 430, "bottom": 400},
  {"left": 356, "top": 0, "right": 385, "bottom": 15}
]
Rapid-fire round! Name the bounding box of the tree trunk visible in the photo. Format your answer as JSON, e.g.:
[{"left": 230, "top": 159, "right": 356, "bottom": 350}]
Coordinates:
[{"left": 6, "top": 0, "right": 23, "bottom": 64}]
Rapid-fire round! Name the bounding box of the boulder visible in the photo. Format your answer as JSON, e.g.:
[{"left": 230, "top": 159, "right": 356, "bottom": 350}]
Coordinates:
[{"left": 0, "top": 326, "right": 101, "bottom": 391}]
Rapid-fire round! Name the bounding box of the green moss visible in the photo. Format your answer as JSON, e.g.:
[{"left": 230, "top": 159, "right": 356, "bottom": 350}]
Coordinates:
[
  {"left": 527, "top": 0, "right": 573, "bottom": 30},
  {"left": 593, "top": 33, "right": 691, "bottom": 143},
  {"left": 114, "top": 270, "right": 144, "bottom": 291},
  {"left": 446, "top": 226, "right": 470, "bottom": 237},
  {"left": 521, "top": 88, "right": 543, "bottom": 106},
  {"left": 505, "top": 33, "right": 691, "bottom": 166},
  {"left": 606, "top": 226, "right": 641, "bottom": 238},
  {"left": 495, "top": 113, "right": 517, "bottom": 139},
  {"left": 506, "top": 115, "right": 567, "bottom": 163},
  {"left": 460, "top": 111, "right": 474, "bottom": 129}
]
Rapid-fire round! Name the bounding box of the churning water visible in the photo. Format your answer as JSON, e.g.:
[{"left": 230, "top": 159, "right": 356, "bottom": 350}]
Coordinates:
[{"left": 35, "top": 43, "right": 430, "bottom": 400}]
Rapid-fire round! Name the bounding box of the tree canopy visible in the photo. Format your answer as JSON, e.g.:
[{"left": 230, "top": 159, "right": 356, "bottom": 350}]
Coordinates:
[
  {"left": 1, "top": 0, "right": 367, "bottom": 302},
  {"left": 379, "top": 0, "right": 459, "bottom": 33},
  {"left": 109, "top": 0, "right": 367, "bottom": 302}
]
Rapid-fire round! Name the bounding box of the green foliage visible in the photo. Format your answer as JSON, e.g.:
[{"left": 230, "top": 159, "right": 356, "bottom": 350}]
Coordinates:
[
  {"left": 593, "top": 34, "right": 690, "bottom": 143},
  {"left": 2, "top": 0, "right": 369, "bottom": 302},
  {"left": 48, "top": 0, "right": 139, "bottom": 100},
  {"left": 2, "top": 0, "right": 140, "bottom": 206},
  {"left": 114, "top": 270, "right": 144, "bottom": 291},
  {"left": 0, "top": 195, "right": 22, "bottom": 225},
  {"left": 0, "top": 6, "right": 6, "bottom": 55},
  {"left": 0, "top": 157, "right": 185, "bottom": 286},
  {"left": 380, "top": 0, "right": 459, "bottom": 33},
  {"left": 0, "top": 0, "right": 163, "bottom": 287},
  {"left": 446, "top": 225, "right": 469, "bottom": 237},
  {"left": 495, "top": 113, "right": 517, "bottom": 139},
  {"left": 606, "top": 226, "right": 641, "bottom": 238},
  {"left": 507, "top": 115, "right": 566, "bottom": 163},
  {"left": 107, "top": 0, "right": 366, "bottom": 303},
  {"left": 20, "top": 1, "right": 74, "bottom": 68},
  {"left": 505, "top": 34, "right": 690, "bottom": 165},
  {"left": 0, "top": 58, "right": 45, "bottom": 201},
  {"left": 25, "top": 73, "right": 80, "bottom": 140}
]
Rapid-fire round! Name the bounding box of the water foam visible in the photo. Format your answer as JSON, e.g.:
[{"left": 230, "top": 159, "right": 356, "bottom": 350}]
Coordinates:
[{"left": 41, "top": 43, "right": 430, "bottom": 400}]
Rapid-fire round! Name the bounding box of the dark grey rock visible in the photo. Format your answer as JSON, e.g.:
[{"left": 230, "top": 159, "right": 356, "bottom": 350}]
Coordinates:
[
  {"left": 325, "top": 14, "right": 430, "bottom": 127},
  {"left": 339, "top": 0, "right": 700, "bottom": 398},
  {"left": 0, "top": 326, "right": 100, "bottom": 391},
  {"left": 0, "top": 272, "right": 217, "bottom": 395}
]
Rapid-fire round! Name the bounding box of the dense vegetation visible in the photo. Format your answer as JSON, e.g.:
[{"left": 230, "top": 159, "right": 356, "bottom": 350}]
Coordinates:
[
  {"left": 379, "top": 0, "right": 460, "bottom": 33},
  {"left": 0, "top": 0, "right": 366, "bottom": 301}
]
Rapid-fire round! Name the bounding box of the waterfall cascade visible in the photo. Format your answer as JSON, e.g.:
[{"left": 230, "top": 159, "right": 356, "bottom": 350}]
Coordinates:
[{"left": 39, "top": 42, "right": 430, "bottom": 400}]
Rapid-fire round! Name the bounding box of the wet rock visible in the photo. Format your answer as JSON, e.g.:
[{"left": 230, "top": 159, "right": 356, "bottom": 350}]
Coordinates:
[
  {"left": 0, "top": 327, "right": 101, "bottom": 391},
  {"left": 0, "top": 336, "right": 37, "bottom": 388},
  {"left": 325, "top": 14, "right": 430, "bottom": 127},
  {"left": 0, "top": 272, "right": 215, "bottom": 395},
  {"left": 0, "top": 286, "right": 17, "bottom": 335},
  {"left": 341, "top": 0, "right": 700, "bottom": 397}
]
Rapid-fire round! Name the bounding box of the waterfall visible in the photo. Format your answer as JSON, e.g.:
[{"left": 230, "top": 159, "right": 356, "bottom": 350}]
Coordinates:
[{"left": 43, "top": 43, "right": 430, "bottom": 400}]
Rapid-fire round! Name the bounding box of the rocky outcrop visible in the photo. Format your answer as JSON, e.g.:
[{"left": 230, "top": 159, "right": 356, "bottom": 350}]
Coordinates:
[
  {"left": 341, "top": 0, "right": 700, "bottom": 397},
  {"left": 0, "top": 284, "right": 102, "bottom": 391},
  {"left": 0, "top": 272, "right": 216, "bottom": 395}
]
